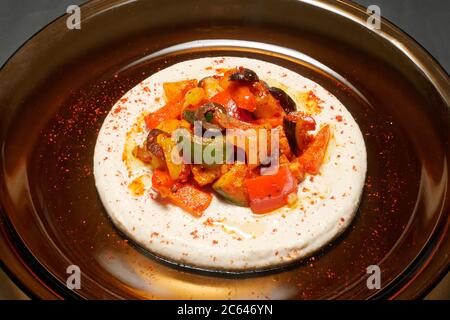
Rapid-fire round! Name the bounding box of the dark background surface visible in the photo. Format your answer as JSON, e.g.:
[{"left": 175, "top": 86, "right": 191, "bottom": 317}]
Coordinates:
[
  {"left": 0, "top": 0, "right": 448, "bottom": 299},
  {"left": 0, "top": 0, "right": 449, "bottom": 73}
]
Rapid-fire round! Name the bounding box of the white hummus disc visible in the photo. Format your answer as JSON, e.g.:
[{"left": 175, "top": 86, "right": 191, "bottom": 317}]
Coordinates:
[{"left": 94, "top": 57, "right": 367, "bottom": 271}]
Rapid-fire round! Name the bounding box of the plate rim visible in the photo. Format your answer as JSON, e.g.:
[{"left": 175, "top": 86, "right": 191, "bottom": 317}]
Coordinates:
[{"left": 0, "top": 0, "right": 448, "bottom": 300}]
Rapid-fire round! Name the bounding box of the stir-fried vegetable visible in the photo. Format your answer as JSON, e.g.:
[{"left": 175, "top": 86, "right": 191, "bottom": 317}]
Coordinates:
[
  {"left": 244, "top": 166, "right": 298, "bottom": 214},
  {"left": 198, "top": 76, "right": 222, "bottom": 98},
  {"left": 192, "top": 165, "right": 222, "bottom": 186},
  {"left": 151, "top": 170, "right": 212, "bottom": 217},
  {"left": 298, "top": 125, "right": 331, "bottom": 175},
  {"left": 231, "top": 86, "right": 256, "bottom": 112},
  {"left": 163, "top": 80, "right": 198, "bottom": 102},
  {"left": 194, "top": 102, "right": 227, "bottom": 131},
  {"left": 268, "top": 87, "right": 297, "bottom": 113},
  {"left": 283, "top": 112, "right": 316, "bottom": 156},
  {"left": 252, "top": 81, "right": 285, "bottom": 119},
  {"left": 156, "top": 119, "right": 191, "bottom": 133},
  {"left": 183, "top": 87, "right": 205, "bottom": 108},
  {"left": 210, "top": 90, "right": 254, "bottom": 122},
  {"left": 144, "top": 100, "right": 184, "bottom": 129},
  {"left": 135, "top": 66, "right": 330, "bottom": 216},
  {"left": 132, "top": 128, "right": 166, "bottom": 169},
  {"left": 145, "top": 81, "right": 198, "bottom": 129},
  {"left": 157, "top": 134, "right": 190, "bottom": 181},
  {"left": 213, "top": 164, "right": 249, "bottom": 206}
]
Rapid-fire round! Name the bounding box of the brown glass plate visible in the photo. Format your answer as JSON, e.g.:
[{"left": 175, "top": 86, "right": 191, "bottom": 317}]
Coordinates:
[{"left": 0, "top": 0, "right": 449, "bottom": 299}]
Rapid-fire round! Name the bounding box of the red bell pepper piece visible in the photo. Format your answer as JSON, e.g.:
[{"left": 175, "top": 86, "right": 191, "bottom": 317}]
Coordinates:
[
  {"left": 231, "top": 86, "right": 256, "bottom": 112},
  {"left": 144, "top": 101, "right": 183, "bottom": 130},
  {"left": 244, "top": 166, "right": 298, "bottom": 214},
  {"left": 210, "top": 90, "right": 254, "bottom": 122}
]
